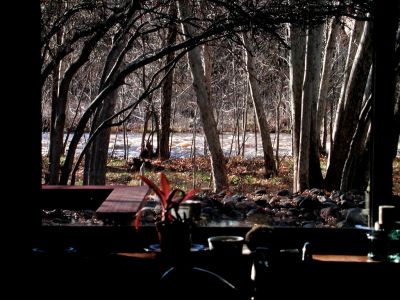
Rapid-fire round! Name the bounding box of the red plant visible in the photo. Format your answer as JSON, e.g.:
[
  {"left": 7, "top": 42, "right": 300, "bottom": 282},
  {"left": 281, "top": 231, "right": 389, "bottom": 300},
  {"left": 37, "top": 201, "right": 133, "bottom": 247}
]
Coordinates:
[{"left": 134, "top": 172, "right": 198, "bottom": 229}]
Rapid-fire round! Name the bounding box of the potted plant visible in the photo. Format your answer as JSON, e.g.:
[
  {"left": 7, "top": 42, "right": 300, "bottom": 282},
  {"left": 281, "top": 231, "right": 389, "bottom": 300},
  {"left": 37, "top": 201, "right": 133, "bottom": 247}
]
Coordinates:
[{"left": 135, "top": 172, "right": 198, "bottom": 259}]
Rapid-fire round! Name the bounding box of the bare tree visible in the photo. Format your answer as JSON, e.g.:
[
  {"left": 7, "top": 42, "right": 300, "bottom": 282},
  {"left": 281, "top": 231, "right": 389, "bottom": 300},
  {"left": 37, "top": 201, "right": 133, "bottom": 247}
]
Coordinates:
[
  {"left": 177, "top": 0, "right": 228, "bottom": 191},
  {"left": 42, "top": 1, "right": 139, "bottom": 184},
  {"left": 325, "top": 21, "right": 373, "bottom": 190},
  {"left": 40, "top": 0, "right": 374, "bottom": 187},
  {"left": 243, "top": 32, "right": 277, "bottom": 178},
  {"left": 317, "top": 18, "right": 340, "bottom": 145},
  {"left": 159, "top": 1, "right": 178, "bottom": 161},
  {"left": 340, "top": 93, "right": 371, "bottom": 191},
  {"left": 289, "top": 24, "right": 306, "bottom": 192},
  {"left": 58, "top": 1, "right": 242, "bottom": 184},
  {"left": 297, "top": 20, "right": 325, "bottom": 191}
]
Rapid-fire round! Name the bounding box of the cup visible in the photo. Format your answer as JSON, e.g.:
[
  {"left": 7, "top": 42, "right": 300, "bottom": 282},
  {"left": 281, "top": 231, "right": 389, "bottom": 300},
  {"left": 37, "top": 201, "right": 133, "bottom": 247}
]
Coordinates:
[{"left": 208, "top": 235, "right": 244, "bottom": 256}]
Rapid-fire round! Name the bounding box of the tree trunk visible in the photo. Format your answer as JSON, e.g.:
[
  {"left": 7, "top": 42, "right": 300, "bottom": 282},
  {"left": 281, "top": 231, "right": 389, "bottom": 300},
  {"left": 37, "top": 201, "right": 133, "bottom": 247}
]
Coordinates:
[
  {"left": 88, "top": 89, "right": 118, "bottom": 185},
  {"left": 241, "top": 93, "right": 248, "bottom": 158},
  {"left": 298, "top": 21, "right": 325, "bottom": 191},
  {"left": 317, "top": 18, "right": 340, "bottom": 138},
  {"left": 86, "top": 30, "right": 129, "bottom": 185},
  {"left": 49, "top": 66, "right": 78, "bottom": 185},
  {"left": 325, "top": 21, "right": 373, "bottom": 190},
  {"left": 178, "top": 0, "right": 228, "bottom": 192},
  {"left": 203, "top": 43, "right": 214, "bottom": 158},
  {"left": 321, "top": 103, "right": 328, "bottom": 155},
  {"left": 340, "top": 95, "right": 371, "bottom": 191},
  {"left": 142, "top": 107, "right": 151, "bottom": 153},
  {"left": 329, "top": 20, "right": 364, "bottom": 156},
  {"left": 48, "top": 0, "right": 65, "bottom": 184},
  {"left": 243, "top": 33, "right": 277, "bottom": 178},
  {"left": 289, "top": 24, "right": 306, "bottom": 192},
  {"left": 342, "top": 67, "right": 373, "bottom": 192},
  {"left": 159, "top": 1, "right": 177, "bottom": 161},
  {"left": 275, "top": 81, "right": 284, "bottom": 172}
]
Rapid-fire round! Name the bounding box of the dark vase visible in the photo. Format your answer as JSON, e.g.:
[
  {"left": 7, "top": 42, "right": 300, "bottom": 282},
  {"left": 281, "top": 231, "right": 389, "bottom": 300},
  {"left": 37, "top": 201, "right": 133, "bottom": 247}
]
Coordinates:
[{"left": 156, "top": 220, "right": 192, "bottom": 262}]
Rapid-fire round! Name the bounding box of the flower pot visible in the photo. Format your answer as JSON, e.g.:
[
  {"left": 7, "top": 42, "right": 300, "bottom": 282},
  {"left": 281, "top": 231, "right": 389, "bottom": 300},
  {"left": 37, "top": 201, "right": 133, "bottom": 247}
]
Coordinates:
[{"left": 156, "top": 221, "right": 192, "bottom": 260}]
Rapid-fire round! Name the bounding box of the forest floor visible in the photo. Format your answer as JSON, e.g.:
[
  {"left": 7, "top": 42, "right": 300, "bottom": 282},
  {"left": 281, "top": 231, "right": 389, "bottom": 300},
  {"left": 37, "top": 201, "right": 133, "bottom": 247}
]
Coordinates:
[
  {"left": 42, "top": 156, "right": 400, "bottom": 196},
  {"left": 103, "top": 155, "right": 400, "bottom": 196}
]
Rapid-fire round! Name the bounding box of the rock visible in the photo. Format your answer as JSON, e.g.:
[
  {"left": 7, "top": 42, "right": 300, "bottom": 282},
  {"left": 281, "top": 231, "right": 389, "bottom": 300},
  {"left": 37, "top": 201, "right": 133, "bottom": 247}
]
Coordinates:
[
  {"left": 320, "top": 207, "right": 338, "bottom": 220},
  {"left": 309, "top": 188, "right": 325, "bottom": 195},
  {"left": 277, "top": 189, "right": 290, "bottom": 196},
  {"left": 330, "top": 190, "right": 342, "bottom": 202},
  {"left": 297, "top": 196, "right": 321, "bottom": 210},
  {"left": 287, "top": 208, "right": 299, "bottom": 216},
  {"left": 340, "top": 192, "right": 354, "bottom": 201},
  {"left": 320, "top": 200, "right": 337, "bottom": 208},
  {"left": 255, "top": 189, "right": 267, "bottom": 195},
  {"left": 232, "top": 194, "right": 247, "bottom": 202},
  {"left": 317, "top": 195, "right": 329, "bottom": 203},
  {"left": 269, "top": 196, "right": 281, "bottom": 206},
  {"left": 278, "top": 198, "right": 294, "bottom": 208},
  {"left": 235, "top": 200, "right": 258, "bottom": 212},
  {"left": 339, "top": 199, "right": 356, "bottom": 209},
  {"left": 340, "top": 208, "right": 368, "bottom": 227},
  {"left": 246, "top": 208, "right": 270, "bottom": 223},
  {"left": 255, "top": 198, "right": 269, "bottom": 208}
]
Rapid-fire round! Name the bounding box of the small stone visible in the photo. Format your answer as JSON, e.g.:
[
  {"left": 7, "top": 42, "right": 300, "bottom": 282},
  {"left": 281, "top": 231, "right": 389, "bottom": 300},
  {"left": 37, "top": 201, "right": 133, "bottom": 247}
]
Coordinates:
[
  {"left": 255, "top": 189, "right": 267, "bottom": 195},
  {"left": 277, "top": 189, "right": 290, "bottom": 196}
]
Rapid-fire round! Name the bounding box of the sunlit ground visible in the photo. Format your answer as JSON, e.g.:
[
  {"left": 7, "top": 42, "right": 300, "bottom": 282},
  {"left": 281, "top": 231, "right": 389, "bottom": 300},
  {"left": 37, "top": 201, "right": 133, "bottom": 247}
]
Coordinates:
[{"left": 42, "top": 155, "right": 399, "bottom": 196}]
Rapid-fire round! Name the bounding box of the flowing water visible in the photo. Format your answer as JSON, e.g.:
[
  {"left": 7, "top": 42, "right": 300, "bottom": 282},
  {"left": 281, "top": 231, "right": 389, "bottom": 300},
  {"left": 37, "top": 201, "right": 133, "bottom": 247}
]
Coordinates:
[{"left": 41, "top": 132, "right": 294, "bottom": 159}]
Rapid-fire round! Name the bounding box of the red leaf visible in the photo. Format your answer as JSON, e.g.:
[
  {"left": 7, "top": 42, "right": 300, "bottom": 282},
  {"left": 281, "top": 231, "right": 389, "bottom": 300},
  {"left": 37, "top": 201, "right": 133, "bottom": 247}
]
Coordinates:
[
  {"left": 140, "top": 175, "right": 166, "bottom": 208},
  {"left": 160, "top": 172, "right": 170, "bottom": 202}
]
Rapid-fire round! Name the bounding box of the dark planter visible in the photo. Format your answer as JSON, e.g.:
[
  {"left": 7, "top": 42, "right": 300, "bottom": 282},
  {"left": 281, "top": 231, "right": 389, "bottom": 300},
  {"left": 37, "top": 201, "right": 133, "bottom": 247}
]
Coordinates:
[{"left": 156, "top": 220, "right": 192, "bottom": 261}]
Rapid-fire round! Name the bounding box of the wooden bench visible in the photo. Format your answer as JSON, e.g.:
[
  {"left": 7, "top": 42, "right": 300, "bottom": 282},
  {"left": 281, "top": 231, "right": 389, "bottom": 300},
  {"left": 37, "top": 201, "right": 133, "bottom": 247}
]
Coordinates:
[{"left": 95, "top": 185, "right": 149, "bottom": 224}]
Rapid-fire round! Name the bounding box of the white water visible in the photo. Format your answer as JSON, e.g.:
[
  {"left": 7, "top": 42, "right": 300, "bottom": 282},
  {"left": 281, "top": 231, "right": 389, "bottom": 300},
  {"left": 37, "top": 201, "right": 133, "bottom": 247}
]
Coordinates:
[{"left": 41, "top": 132, "right": 293, "bottom": 159}]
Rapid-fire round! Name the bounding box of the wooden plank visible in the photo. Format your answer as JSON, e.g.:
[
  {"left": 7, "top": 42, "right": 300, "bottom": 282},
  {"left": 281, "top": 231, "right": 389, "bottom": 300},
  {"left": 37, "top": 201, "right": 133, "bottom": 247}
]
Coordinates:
[{"left": 96, "top": 185, "right": 149, "bottom": 215}]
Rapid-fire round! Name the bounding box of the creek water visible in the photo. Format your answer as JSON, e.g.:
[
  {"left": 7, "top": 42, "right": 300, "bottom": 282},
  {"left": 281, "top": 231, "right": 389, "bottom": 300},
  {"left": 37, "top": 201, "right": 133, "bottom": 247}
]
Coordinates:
[{"left": 41, "top": 132, "right": 294, "bottom": 159}]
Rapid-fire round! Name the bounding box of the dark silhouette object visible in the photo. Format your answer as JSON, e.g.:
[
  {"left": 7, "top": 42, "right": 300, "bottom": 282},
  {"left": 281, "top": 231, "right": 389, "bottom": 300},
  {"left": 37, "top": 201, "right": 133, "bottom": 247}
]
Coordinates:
[
  {"left": 127, "top": 157, "right": 164, "bottom": 172},
  {"left": 140, "top": 141, "right": 156, "bottom": 160},
  {"left": 158, "top": 265, "right": 246, "bottom": 300},
  {"left": 127, "top": 157, "right": 143, "bottom": 171},
  {"left": 127, "top": 157, "right": 152, "bottom": 171}
]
